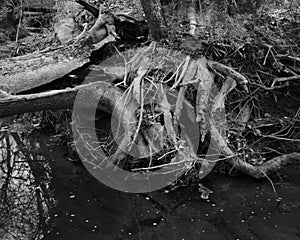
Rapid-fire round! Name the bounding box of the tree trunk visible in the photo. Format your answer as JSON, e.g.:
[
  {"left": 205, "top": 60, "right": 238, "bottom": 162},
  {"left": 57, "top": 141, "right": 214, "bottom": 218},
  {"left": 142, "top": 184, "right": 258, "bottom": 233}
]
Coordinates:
[
  {"left": 0, "top": 44, "right": 91, "bottom": 94},
  {"left": 0, "top": 82, "right": 117, "bottom": 118},
  {"left": 139, "top": 0, "right": 168, "bottom": 40}
]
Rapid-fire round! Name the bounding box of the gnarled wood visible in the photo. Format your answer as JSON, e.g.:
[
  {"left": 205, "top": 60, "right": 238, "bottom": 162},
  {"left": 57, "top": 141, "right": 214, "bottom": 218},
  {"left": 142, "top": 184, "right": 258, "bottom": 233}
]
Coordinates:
[
  {"left": 0, "top": 1, "right": 115, "bottom": 94},
  {"left": 0, "top": 43, "right": 91, "bottom": 94}
]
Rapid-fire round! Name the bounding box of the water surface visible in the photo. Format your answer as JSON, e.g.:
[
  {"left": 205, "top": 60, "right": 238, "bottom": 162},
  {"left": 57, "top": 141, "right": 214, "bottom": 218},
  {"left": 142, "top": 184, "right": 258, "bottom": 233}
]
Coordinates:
[{"left": 0, "top": 130, "right": 299, "bottom": 240}]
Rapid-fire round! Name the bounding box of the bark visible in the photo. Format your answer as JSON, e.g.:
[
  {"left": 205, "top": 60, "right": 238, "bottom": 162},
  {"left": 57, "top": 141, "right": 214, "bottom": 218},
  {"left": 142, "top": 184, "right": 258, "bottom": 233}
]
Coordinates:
[
  {"left": 0, "top": 43, "right": 91, "bottom": 94},
  {"left": 208, "top": 60, "right": 249, "bottom": 92},
  {"left": 187, "top": 0, "right": 197, "bottom": 35},
  {"left": 0, "top": 82, "right": 120, "bottom": 118},
  {"left": 0, "top": 0, "right": 117, "bottom": 95},
  {"left": 0, "top": 22, "right": 115, "bottom": 94},
  {"left": 139, "top": 0, "right": 168, "bottom": 40}
]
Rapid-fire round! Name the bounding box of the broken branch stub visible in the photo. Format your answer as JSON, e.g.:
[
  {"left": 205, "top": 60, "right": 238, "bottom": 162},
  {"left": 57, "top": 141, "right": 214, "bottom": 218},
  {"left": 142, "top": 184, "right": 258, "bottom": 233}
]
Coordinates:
[{"left": 208, "top": 60, "right": 248, "bottom": 92}]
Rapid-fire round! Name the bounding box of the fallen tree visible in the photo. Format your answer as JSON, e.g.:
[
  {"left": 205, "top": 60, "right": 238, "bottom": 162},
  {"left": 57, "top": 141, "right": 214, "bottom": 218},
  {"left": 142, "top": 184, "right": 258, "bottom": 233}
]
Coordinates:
[
  {"left": 0, "top": 0, "right": 299, "bottom": 189},
  {"left": 0, "top": 4, "right": 116, "bottom": 93}
]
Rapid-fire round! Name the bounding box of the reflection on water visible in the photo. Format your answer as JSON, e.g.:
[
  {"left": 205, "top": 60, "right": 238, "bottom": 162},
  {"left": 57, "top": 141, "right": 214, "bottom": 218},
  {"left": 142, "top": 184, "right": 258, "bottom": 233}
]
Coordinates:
[
  {"left": 0, "top": 131, "right": 55, "bottom": 240},
  {"left": 0, "top": 128, "right": 300, "bottom": 240}
]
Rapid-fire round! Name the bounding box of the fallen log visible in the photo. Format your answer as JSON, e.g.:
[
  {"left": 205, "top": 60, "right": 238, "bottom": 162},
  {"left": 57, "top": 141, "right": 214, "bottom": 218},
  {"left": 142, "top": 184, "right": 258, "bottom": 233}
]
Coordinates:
[
  {"left": 0, "top": 43, "right": 91, "bottom": 94},
  {"left": 0, "top": 2, "right": 116, "bottom": 94},
  {"left": 0, "top": 81, "right": 122, "bottom": 118}
]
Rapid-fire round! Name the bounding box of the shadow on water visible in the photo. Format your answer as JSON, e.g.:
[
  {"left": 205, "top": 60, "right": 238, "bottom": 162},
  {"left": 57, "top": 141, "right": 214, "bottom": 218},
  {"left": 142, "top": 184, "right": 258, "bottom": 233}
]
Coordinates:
[
  {"left": 0, "top": 131, "right": 55, "bottom": 240},
  {"left": 0, "top": 128, "right": 300, "bottom": 240}
]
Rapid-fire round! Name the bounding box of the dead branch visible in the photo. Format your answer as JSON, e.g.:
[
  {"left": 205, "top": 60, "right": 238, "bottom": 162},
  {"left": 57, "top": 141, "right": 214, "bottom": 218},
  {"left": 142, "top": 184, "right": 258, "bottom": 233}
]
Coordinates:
[
  {"left": 210, "top": 120, "right": 300, "bottom": 178},
  {"left": 272, "top": 75, "right": 300, "bottom": 84},
  {"left": 0, "top": 82, "right": 121, "bottom": 118},
  {"left": 0, "top": 81, "right": 146, "bottom": 169},
  {"left": 75, "top": 0, "right": 99, "bottom": 17},
  {"left": 208, "top": 60, "right": 248, "bottom": 92}
]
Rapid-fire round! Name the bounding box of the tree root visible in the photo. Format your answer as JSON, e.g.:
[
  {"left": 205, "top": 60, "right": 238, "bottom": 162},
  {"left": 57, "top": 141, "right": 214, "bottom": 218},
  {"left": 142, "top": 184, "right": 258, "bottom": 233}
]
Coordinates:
[{"left": 1, "top": 39, "right": 298, "bottom": 181}]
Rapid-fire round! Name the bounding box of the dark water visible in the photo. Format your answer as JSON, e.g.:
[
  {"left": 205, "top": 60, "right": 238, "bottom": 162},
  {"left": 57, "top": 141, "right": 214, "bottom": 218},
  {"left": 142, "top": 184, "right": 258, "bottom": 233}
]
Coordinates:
[{"left": 0, "top": 130, "right": 300, "bottom": 240}]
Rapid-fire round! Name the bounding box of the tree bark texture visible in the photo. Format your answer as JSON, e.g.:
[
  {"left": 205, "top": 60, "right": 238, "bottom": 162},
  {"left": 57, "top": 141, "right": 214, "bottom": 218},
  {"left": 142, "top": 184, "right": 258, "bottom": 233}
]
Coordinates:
[{"left": 139, "top": 0, "right": 168, "bottom": 40}]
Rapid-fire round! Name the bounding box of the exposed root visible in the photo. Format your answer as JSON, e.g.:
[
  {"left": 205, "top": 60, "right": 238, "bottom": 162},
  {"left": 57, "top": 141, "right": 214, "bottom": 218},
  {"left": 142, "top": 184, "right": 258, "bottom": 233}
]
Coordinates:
[
  {"left": 100, "top": 44, "right": 300, "bottom": 180},
  {"left": 195, "top": 57, "right": 214, "bottom": 141},
  {"left": 88, "top": 7, "right": 116, "bottom": 43},
  {"left": 211, "top": 76, "right": 236, "bottom": 113},
  {"left": 210, "top": 120, "right": 300, "bottom": 178},
  {"left": 158, "top": 85, "right": 177, "bottom": 145},
  {"left": 171, "top": 56, "right": 191, "bottom": 90},
  {"left": 130, "top": 61, "right": 149, "bottom": 149},
  {"left": 173, "top": 59, "right": 198, "bottom": 131}
]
